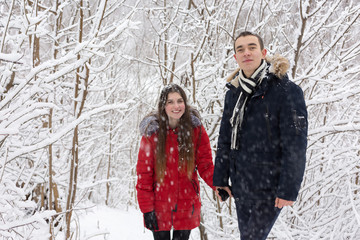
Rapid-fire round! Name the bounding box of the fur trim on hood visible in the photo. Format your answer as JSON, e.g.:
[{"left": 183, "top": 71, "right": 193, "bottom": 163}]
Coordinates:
[
  {"left": 226, "top": 54, "right": 290, "bottom": 82},
  {"left": 139, "top": 111, "right": 202, "bottom": 137}
]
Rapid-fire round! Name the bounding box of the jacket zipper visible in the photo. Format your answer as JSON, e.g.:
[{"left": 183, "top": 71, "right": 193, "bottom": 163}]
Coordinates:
[
  {"left": 191, "top": 179, "right": 199, "bottom": 196},
  {"left": 265, "top": 105, "right": 272, "bottom": 143},
  {"left": 171, "top": 203, "right": 177, "bottom": 226}
]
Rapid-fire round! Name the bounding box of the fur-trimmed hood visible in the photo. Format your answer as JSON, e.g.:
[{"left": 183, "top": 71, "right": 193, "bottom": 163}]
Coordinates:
[
  {"left": 226, "top": 54, "right": 289, "bottom": 84},
  {"left": 139, "top": 112, "right": 202, "bottom": 136}
]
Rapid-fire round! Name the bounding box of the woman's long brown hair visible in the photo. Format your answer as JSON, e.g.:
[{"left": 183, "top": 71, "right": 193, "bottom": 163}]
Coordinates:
[{"left": 155, "top": 84, "right": 196, "bottom": 182}]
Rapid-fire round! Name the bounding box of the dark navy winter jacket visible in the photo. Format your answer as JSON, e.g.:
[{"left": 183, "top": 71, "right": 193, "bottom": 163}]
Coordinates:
[{"left": 213, "top": 56, "right": 308, "bottom": 201}]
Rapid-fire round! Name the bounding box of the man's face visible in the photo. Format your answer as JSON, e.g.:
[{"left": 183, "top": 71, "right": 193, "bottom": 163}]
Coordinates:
[{"left": 234, "top": 35, "right": 267, "bottom": 77}]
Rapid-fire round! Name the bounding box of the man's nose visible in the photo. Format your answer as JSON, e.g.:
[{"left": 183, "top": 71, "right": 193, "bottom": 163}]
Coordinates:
[{"left": 244, "top": 49, "right": 250, "bottom": 56}]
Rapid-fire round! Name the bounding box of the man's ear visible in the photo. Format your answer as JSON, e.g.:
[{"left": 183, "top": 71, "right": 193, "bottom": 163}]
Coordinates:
[{"left": 262, "top": 48, "right": 267, "bottom": 58}]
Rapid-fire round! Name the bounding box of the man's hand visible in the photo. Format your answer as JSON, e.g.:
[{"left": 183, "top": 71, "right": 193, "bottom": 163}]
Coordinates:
[
  {"left": 275, "top": 197, "right": 294, "bottom": 209},
  {"left": 215, "top": 186, "right": 232, "bottom": 202}
]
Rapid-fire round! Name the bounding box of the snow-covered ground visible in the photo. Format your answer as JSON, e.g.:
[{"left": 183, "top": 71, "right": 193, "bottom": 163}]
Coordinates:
[
  {"left": 78, "top": 205, "right": 201, "bottom": 240},
  {"left": 78, "top": 205, "right": 153, "bottom": 240}
]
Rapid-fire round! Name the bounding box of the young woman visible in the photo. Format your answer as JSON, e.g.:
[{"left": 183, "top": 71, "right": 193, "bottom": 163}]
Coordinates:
[{"left": 136, "top": 84, "right": 215, "bottom": 240}]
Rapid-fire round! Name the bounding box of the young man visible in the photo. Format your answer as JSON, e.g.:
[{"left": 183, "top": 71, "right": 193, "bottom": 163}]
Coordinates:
[{"left": 213, "top": 31, "right": 308, "bottom": 240}]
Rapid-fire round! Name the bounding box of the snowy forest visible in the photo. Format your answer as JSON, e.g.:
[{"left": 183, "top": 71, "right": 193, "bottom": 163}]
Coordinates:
[{"left": 0, "top": 0, "right": 359, "bottom": 239}]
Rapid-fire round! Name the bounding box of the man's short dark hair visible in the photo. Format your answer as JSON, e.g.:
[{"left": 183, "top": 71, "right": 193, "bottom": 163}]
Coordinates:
[{"left": 233, "top": 31, "right": 264, "bottom": 52}]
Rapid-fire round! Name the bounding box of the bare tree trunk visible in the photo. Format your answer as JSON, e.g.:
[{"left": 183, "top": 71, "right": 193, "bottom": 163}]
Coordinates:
[
  {"left": 48, "top": 107, "right": 54, "bottom": 239},
  {"left": 215, "top": 192, "right": 223, "bottom": 229},
  {"left": 355, "top": 150, "right": 360, "bottom": 195},
  {"left": 105, "top": 115, "right": 113, "bottom": 206},
  {"left": 0, "top": 0, "right": 15, "bottom": 53},
  {"left": 48, "top": 1, "right": 62, "bottom": 237},
  {"left": 291, "top": 0, "right": 311, "bottom": 79},
  {"left": 65, "top": 0, "right": 85, "bottom": 238},
  {"left": 198, "top": 212, "right": 208, "bottom": 240}
]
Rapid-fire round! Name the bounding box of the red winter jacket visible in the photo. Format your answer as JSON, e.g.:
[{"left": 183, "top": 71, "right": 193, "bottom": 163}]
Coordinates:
[{"left": 136, "top": 114, "right": 215, "bottom": 231}]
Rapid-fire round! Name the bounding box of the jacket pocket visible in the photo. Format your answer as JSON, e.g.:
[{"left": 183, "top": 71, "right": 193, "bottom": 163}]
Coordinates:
[{"left": 292, "top": 110, "right": 307, "bottom": 135}]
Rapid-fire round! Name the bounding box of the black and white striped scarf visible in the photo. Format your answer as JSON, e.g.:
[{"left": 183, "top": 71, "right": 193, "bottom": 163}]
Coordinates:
[{"left": 230, "top": 60, "right": 267, "bottom": 150}]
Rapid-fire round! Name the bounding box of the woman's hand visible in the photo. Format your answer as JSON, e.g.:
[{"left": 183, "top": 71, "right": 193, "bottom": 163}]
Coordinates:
[{"left": 144, "top": 211, "right": 159, "bottom": 231}]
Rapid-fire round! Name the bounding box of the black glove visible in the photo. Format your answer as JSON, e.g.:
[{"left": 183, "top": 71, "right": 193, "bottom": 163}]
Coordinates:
[
  {"left": 218, "top": 186, "right": 232, "bottom": 201},
  {"left": 144, "top": 211, "right": 159, "bottom": 231}
]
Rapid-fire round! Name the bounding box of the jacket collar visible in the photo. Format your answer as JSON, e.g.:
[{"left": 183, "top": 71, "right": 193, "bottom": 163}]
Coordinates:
[
  {"left": 226, "top": 76, "right": 269, "bottom": 98},
  {"left": 139, "top": 110, "right": 201, "bottom": 136},
  {"left": 226, "top": 54, "right": 289, "bottom": 87}
]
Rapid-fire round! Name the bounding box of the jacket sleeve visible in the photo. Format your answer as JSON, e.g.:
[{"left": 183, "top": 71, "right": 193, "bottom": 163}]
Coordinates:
[
  {"left": 195, "top": 125, "right": 215, "bottom": 191},
  {"left": 136, "top": 136, "right": 155, "bottom": 213},
  {"left": 277, "top": 82, "right": 308, "bottom": 201},
  {"left": 213, "top": 90, "right": 232, "bottom": 187}
]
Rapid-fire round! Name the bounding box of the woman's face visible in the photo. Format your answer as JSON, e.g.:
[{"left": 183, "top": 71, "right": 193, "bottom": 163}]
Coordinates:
[{"left": 164, "top": 92, "right": 185, "bottom": 128}]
